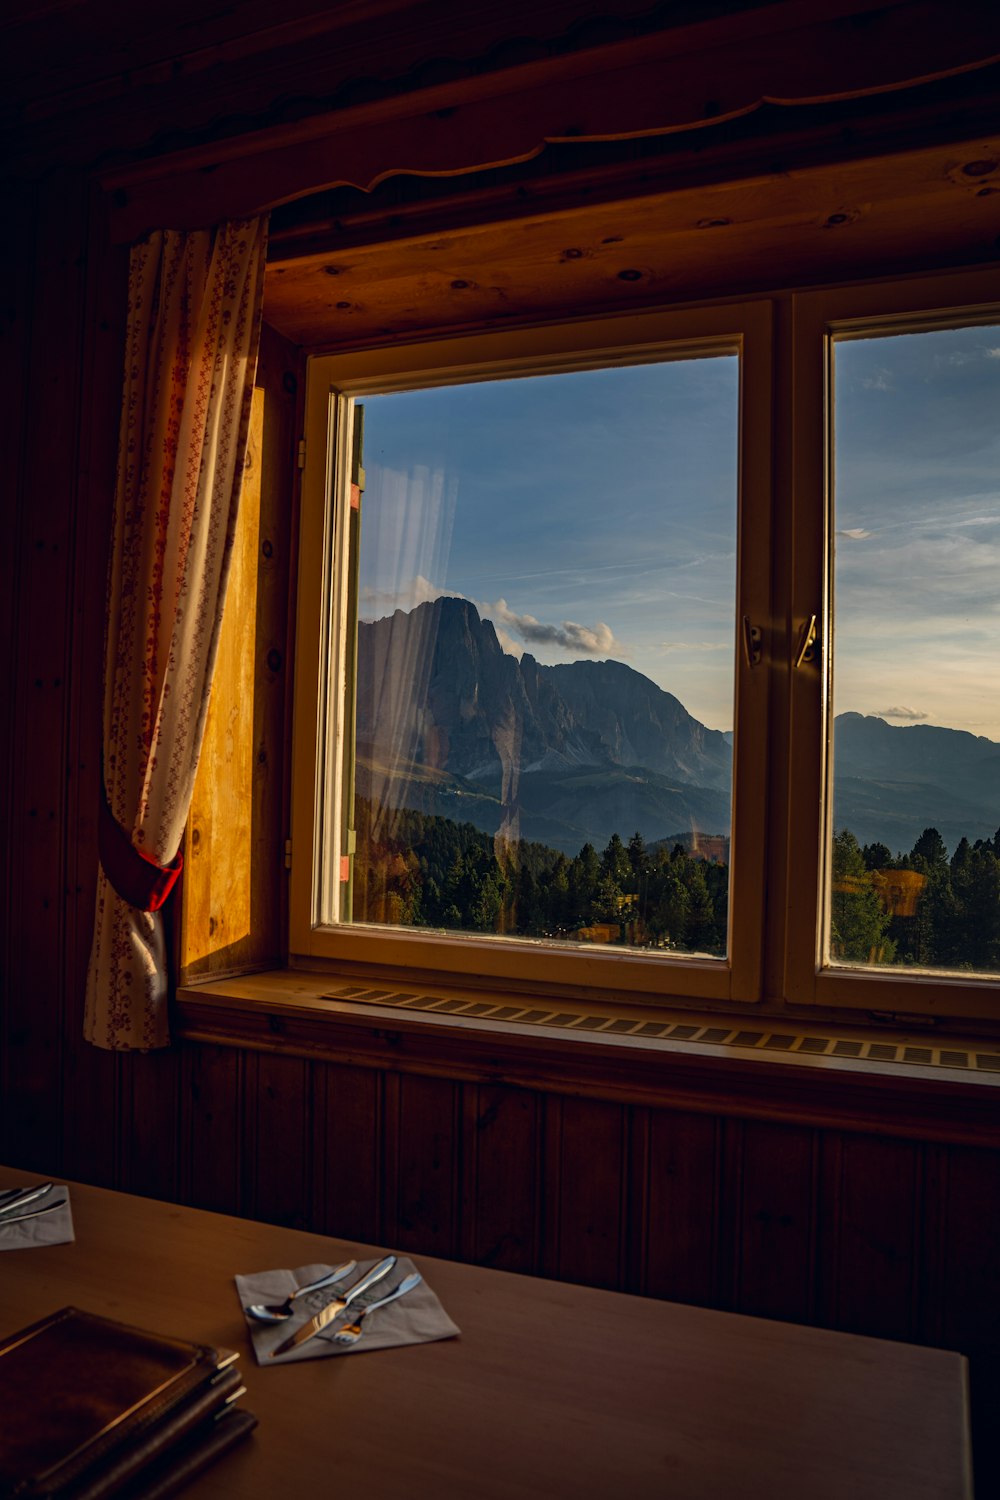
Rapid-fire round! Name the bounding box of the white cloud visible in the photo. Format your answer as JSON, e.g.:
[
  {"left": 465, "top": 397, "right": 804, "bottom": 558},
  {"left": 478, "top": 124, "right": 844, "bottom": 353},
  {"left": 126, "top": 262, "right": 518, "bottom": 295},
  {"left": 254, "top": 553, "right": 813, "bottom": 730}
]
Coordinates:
[
  {"left": 485, "top": 597, "right": 626, "bottom": 658},
  {"left": 494, "top": 626, "right": 523, "bottom": 658},
  {"left": 359, "top": 574, "right": 449, "bottom": 618},
  {"left": 875, "top": 706, "right": 929, "bottom": 721},
  {"left": 837, "top": 528, "right": 873, "bottom": 540},
  {"left": 986, "top": 347, "right": 1000, "bottom": 360},
  {"left": 860, "top": 369, "right": 892, "bottom": 391}
]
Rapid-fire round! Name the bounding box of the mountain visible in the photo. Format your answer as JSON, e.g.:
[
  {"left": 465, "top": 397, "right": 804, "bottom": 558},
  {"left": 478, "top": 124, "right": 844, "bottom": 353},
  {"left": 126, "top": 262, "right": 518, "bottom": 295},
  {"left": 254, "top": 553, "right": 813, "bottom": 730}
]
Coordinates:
[
  {"left": 832, "top": 714, "right": 1000, "bottom": 852},
  {"left": 356, "top": 597, "right": 731, "bottom": 852},
  {"left": 355, "top": 599, "right": 1000, "bottom": 857}
]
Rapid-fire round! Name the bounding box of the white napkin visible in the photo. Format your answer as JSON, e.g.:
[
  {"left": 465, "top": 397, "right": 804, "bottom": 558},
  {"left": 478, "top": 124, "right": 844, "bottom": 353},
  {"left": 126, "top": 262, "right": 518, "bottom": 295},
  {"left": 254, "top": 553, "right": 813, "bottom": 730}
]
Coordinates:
[
  {"left": 235, "top": 1256, "right": 460, "bottom": 1366},
  {"left": 0, "top": 1184, "right": 74, "bottom": 1251}
]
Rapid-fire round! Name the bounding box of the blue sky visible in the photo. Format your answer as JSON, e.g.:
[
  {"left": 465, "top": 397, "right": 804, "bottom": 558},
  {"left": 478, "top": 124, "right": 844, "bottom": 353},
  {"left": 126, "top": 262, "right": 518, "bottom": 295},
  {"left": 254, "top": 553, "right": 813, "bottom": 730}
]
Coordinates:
[
  {"left": 358, "top": 356, "right": 739, "bottom": 729},
  {"left": 357, "top": 324, "right": 1000, "bottom": 739},
  {"left": 834, "top": 324, "right": 1000, "bottom": 740}
]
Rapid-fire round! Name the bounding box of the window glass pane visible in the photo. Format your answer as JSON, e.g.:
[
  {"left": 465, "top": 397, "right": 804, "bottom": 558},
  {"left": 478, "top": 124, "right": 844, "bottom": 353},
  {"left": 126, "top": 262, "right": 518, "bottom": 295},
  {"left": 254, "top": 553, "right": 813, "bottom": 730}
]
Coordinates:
[
  {"left": 830, "top": 322, "right": 1000, "bottom": 975},
  {"left": 334, "top": 356, "right": 738, "bottom": 959}
]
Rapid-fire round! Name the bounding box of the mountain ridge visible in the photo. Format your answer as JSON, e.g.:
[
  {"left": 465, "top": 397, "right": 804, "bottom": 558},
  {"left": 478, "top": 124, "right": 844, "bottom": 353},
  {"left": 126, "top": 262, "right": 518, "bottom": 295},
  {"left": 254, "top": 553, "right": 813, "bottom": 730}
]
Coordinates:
[{"left": 356, "top": 597, "right": 1000, "bottom": 854}]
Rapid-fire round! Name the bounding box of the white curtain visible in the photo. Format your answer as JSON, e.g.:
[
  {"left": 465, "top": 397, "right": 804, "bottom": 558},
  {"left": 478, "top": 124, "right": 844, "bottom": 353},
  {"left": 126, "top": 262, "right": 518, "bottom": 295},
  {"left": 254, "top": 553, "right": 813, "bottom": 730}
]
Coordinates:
[{"left": 84, "top": 217, "right": 268, "bottom": 1050}]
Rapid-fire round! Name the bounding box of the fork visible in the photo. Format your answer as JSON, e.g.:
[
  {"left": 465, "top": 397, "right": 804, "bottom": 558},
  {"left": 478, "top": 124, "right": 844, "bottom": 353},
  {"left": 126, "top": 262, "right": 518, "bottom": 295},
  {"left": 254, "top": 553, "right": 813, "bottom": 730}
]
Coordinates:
[{"left": 331, "top": 1271, "right": 422, "bottom": 1345}]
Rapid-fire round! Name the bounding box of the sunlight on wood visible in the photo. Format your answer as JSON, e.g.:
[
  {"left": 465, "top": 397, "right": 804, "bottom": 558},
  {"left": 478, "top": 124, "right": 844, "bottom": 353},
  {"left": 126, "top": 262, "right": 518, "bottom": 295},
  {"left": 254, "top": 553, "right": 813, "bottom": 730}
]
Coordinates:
[{"left": 181, "top": 386, "right": 263, "bottom": 968}]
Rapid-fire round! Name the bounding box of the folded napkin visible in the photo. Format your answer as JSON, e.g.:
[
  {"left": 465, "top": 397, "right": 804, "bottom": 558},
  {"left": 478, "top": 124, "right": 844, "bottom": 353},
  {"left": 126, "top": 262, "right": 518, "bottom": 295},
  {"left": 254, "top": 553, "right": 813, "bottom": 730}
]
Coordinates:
[
  {"left": 0, "top": 1185, "right": 74, "bottom": 1252},
  {"left": 235, "top": 1257, "right": 460, "bottom": 1366}
]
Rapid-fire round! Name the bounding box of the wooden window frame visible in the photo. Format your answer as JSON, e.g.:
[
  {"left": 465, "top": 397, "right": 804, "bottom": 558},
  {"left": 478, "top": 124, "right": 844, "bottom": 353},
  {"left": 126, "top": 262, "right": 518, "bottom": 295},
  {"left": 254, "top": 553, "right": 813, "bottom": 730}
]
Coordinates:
[
  {"left": 289, "top": 301, "right": 774, "bottom": 1010},
  {"left": 785, "top": 266, "right": 1000, "bottom": 1022},
  {"left": 184, "top": 267, "right": 1000, "bottom": 1036}
]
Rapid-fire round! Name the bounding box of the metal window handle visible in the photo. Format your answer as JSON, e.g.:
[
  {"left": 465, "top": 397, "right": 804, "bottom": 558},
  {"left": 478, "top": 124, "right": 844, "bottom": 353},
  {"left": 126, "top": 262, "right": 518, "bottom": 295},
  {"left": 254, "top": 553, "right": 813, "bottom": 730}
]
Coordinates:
[
  {"left": 794, "top": 614, "right": 818, "bottom": 668},
  {"left": 742, "top": 616, "right": 762, "bottom": 668}
]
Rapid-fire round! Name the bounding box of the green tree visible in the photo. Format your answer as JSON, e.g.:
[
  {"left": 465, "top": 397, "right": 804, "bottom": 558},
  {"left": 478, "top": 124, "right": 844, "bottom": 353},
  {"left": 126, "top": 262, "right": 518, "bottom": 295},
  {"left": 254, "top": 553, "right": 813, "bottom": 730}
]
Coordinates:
[
  {"left": 862, "top": 841, "right": 893, "bottom": 871},
  {"left": 569, "top": 843, "right": 600, "bottom": 925},
  {"left": 909, "top": 826, "right": 948, "bottom": 873},
  {"left": 681, "top": 859, "right": 719, "bottom": 954},
  {"left": 601, "top": 832, "right": 631, "bottom": 890},
  {"left": 830, "top": 829, "right": 896, "bottom": 964}
]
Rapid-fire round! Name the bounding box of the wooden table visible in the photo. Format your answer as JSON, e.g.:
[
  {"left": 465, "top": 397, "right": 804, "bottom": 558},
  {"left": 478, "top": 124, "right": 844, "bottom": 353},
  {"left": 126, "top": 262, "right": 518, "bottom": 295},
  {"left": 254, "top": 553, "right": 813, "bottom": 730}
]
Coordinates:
[{"left": 0, "top": 1167, "right": 971, "bottom": 1499}]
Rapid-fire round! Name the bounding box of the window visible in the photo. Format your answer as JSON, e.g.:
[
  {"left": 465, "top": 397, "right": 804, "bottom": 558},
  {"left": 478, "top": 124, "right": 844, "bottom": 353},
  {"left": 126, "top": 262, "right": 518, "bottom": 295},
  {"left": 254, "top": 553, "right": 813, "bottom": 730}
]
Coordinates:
[
  {"left": 291, "top": 304, "right": 772, "bottom": 1006},
  {"left": 786, "top": 270, "right": 1000, "bottom": 1021},
  {"left": 828, "top": 323, "right": 1000, "bottom": 981},
  {"left": 290, "top": 271, "right": 1000, "bottom": 1023}
]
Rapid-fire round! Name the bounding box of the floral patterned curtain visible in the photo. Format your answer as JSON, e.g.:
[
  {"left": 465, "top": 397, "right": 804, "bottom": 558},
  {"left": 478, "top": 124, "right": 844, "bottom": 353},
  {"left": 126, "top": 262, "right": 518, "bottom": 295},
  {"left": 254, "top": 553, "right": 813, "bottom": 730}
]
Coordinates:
[{"left": 84, "top": 218, "right": 268, "bottom": 1050}]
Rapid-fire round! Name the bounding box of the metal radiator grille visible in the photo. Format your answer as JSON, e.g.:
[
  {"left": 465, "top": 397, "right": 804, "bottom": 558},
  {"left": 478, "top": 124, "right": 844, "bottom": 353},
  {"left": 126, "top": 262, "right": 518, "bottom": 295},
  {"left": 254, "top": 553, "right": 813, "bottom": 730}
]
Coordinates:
[{"left": 320, "top": 985, "right": 1000, "bottom": 1073}]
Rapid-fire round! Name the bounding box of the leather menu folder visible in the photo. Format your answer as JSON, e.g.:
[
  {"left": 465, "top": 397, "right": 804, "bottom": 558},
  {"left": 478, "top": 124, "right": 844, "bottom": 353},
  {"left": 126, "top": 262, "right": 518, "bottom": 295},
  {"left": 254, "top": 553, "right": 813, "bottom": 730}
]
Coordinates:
[{"left": 0, "top": 1307, "right": 256, "bottom": 1498}]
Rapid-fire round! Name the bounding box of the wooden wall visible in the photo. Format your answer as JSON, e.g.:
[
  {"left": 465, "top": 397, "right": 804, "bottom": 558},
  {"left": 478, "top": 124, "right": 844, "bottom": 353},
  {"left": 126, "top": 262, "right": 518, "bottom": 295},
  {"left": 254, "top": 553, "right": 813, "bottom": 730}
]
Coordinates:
[{"left": 1, "top": 9, "right": 999, "bottom": 1491}]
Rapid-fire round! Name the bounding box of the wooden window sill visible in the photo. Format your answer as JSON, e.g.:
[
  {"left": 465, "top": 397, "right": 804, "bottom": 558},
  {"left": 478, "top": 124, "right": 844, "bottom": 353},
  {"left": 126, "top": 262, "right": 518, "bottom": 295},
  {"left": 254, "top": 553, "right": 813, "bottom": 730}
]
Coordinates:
[{"left": 175, "top": 969, "right": 1000, "bottom": 1149}]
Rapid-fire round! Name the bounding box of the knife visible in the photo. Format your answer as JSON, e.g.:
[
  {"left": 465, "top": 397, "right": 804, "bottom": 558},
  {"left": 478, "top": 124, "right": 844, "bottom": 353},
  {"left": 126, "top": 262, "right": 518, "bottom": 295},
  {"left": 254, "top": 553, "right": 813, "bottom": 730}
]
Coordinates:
[
  {"left": 0, "top": 1183, "right": 55, "bottom": 1217},
  {"left": 270, "top": 1255, "right": 397, "bottom": 1357},
  {"left": 0, "top": 1199, "right": 66, "bottom": 1226}
]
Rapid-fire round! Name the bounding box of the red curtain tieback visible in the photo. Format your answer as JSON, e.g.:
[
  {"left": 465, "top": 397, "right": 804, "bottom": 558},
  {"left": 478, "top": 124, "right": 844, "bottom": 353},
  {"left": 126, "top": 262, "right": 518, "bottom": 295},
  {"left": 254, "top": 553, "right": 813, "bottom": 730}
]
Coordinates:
[{"left": 98, "top": 790, "right": 183, "bottom": 912}]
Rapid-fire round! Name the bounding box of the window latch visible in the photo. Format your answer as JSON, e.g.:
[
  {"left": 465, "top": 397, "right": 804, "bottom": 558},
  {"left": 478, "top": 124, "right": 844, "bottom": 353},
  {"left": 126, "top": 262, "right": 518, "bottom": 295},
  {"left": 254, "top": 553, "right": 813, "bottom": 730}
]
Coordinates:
[
  {"left": 794, "top": 613, "right": 819, "bottom": 669},
  {"left": 742, "top": 616, "right": 762, "bottom": 668}
]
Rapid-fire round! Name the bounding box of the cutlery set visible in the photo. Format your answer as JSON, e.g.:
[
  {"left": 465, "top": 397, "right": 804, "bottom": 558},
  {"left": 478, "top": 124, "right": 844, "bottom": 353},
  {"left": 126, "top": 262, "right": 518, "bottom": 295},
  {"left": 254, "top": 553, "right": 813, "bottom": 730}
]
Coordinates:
[
  {"left": 0, "top": 1182, "right": 66, "bottom": 1227},
  {"left": 246, "top": 1255, "right": 424, "bottom": 1356},
  {"left": 3, "top": 1183, "right": 420, "bottom": 1356}
]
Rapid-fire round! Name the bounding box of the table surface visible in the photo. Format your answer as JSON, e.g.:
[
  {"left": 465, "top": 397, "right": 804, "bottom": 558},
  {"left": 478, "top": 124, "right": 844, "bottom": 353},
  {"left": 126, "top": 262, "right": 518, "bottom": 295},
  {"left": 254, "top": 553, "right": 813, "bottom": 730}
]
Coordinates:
[{"left": 0, "top": 1167, "right": 972, "bottom": 1500}]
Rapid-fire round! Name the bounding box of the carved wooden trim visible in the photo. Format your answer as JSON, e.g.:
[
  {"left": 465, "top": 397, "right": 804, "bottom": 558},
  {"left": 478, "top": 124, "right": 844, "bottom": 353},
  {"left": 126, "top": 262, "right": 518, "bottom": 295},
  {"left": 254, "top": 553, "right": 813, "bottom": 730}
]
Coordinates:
[{"left": 102, "top": 4, "right": 1000, "bottom": 241}]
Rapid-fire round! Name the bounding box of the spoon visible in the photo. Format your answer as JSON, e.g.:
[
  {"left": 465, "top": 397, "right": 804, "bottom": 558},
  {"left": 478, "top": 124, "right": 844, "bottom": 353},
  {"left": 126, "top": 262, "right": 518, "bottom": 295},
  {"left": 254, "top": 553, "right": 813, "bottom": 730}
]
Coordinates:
[
  {"left": 331, "top": 1272, "right": 423, "bottom": 1345},
  {"left": 246, "top": 1259, "right": 357, "bottom": 1323}
]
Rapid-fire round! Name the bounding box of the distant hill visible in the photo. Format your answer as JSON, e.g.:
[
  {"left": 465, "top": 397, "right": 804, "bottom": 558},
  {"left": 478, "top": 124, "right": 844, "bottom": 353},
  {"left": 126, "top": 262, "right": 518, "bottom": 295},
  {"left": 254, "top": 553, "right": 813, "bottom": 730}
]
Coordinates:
[
  {"left": 355, "top": 599, "right": 999, "bottom": 856},
  {"left": 832, "top": 713, "right": 1000, "bottom": 852}
]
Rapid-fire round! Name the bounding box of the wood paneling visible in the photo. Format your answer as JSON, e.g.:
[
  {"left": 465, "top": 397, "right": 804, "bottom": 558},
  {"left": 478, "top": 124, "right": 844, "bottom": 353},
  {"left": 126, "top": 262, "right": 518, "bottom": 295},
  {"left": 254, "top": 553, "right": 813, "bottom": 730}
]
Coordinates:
[
  {"left": 819, "top": 1133, "right": 923, "bottom": 1343},
  {"left": 181, "top": 321, "right": 299, "bottom": 984},
  {"left": 542, "top": 1094, "right": 627, "bottom": 1289},
  {"left": 263, "top": 140, "right": 1000, "bottom": 351},
  {"left": 935, "top": 1146, "right": 1000, "bottom": 1356},
  {"left": 0, "top": 8, "right": 998, "bottom": 1490},
  {"left": 386, "top": 1072, "right": 461, "bottom": 1259},
  {"left": 243, "top": 1052, "right": 311, "bottom": 1228},
  {"left": 313, "top": 1059, "right": 382, "bottom": 1245},
  {"left": 639, "top": 1109, "right": 720, "bottom": 1306},
  {"left": 728, "top": 1120, "right": 818, "bottom": 1325},
  {"left": 60, "top": 187, "right": 127, "bottom": 1191},
  {"left": 461, "top": 1083, "right": 542, "bottom": 1274},
  {"left": 119, "top": 1049, "right": 182, "bottom": 1204},
  {"left": 3, "top": 173, "right": 90, "bottom": 1173},
  {"left": 182, "top": 1042, "right": 243, "bottom": 1215}
]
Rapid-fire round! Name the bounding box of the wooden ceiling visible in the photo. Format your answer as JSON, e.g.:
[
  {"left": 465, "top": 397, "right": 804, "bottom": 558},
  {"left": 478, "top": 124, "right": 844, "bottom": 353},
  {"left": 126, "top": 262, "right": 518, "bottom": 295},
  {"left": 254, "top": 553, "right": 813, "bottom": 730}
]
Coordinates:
[{"left": 263, "top": 133, "right": 1000, "bottom": 350}]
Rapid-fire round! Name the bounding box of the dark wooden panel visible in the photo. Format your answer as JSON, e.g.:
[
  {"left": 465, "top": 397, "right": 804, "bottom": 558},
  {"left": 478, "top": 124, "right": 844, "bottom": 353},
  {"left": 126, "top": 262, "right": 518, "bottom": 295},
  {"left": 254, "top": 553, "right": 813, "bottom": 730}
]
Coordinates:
[
  {"left": 176, "top": 984, "right": 1000, "bottom": 1149},
  {"left": 0, "top": 184, "right": 37, "bottom": 1168},
  {"left": 60, "top": 188, "right": 127, "bottom": 1189},
  {"left": 542, "top": 1094, "right": 627, "bottom": 1290},
  {"left": 727, "top": 1119, "right": 818, "bottom": 1325},
  {"left": 460, "top": 1083, "right": 541, "bottom": 1274},
  {"left": 119, "top": 1050, "right": 182, "bottom": 1203},
  {"left": 935, "top": 1145, "right": 1000, "bottom": 1356},
  {"left": 818, "top": 1132, "right": 921, "bottom": 1343},
  {"left": 3, "top": 173, "right": 88, "bottom": 1171},
  {"left": 386, "top": 1071, "right": 460, "bottom": 1259},
  {"left": 313, "top": 1060, "right": 382, "bottom": 1245},
  {"left": 243, "top": 1052, "right": 311, "bottom": 1228},
  {"left": 59, "top": 1043, "right": 120, "bottom": 1190},
  {"left": 640, "top": 1108, "right": 720, "bottom": 1307},
  {"left": 182, "top": 1042, "right": 243, "bottom": 1214}
]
